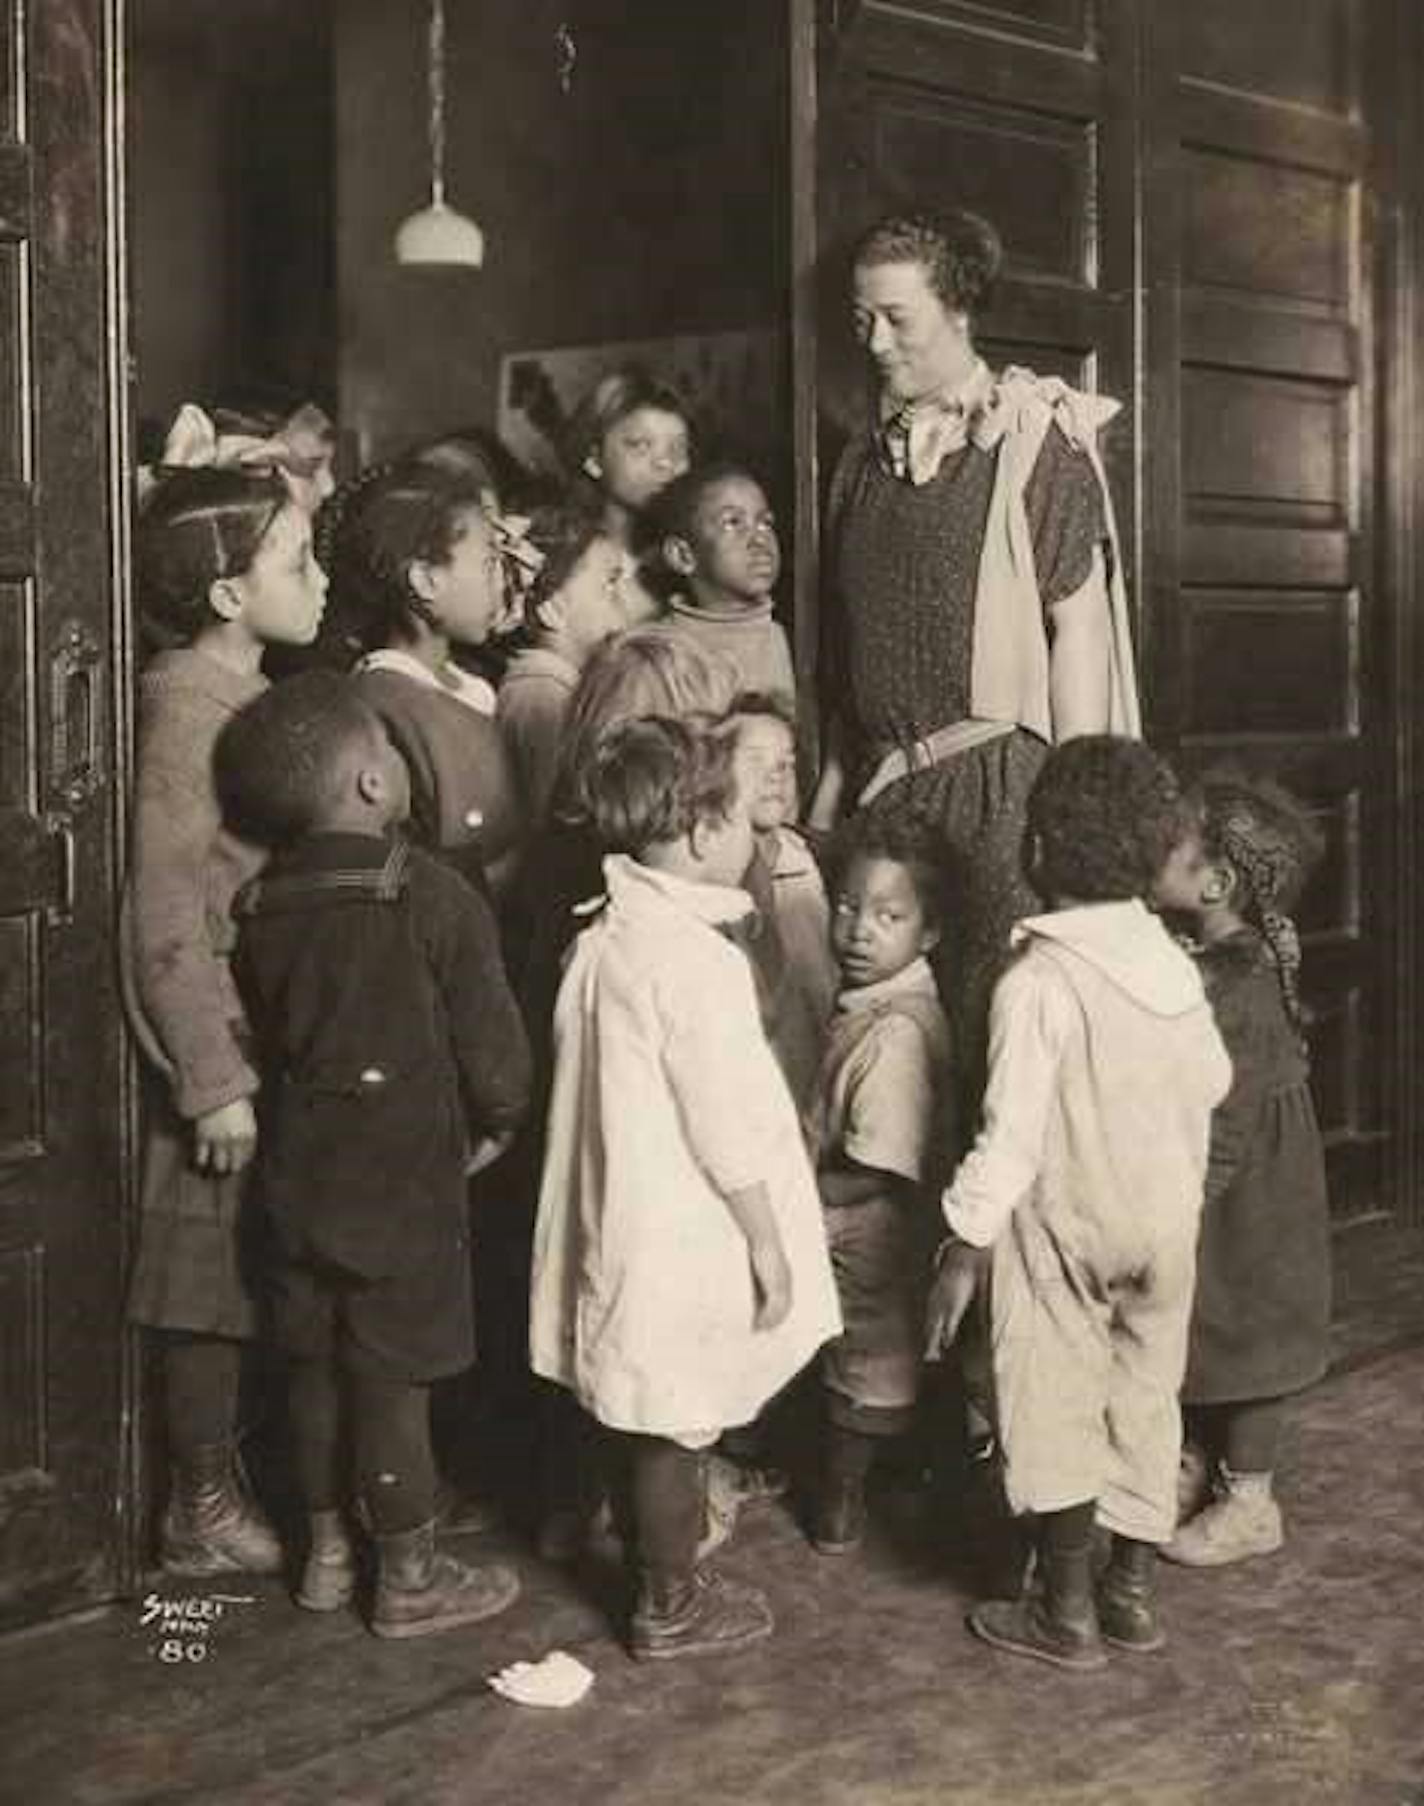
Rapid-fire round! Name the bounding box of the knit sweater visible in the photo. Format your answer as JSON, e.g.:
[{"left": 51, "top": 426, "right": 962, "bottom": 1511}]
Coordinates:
[{"left": 121, "top": 648, "right": 267, "bottom": 1119}]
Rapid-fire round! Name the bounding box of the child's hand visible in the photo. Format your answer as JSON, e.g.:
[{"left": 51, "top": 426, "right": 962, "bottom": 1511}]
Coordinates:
[
  {"left": 924, "top": 1239, "right": 991, "bottom": 1361},
  {"left": 465, "top": 1130, "right": 514, "bottom": 1177},
  {"left": 749, "top": 1237, "right": 793, "bottom": 1332},
  {"left": 193, "top": 1098, "right": 258, "bottom": 1176}
]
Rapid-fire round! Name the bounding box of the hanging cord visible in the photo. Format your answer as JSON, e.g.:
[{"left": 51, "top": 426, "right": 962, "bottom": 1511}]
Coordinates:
[{"left": 428, "top": 0, "right": 448, "bottom": 207}]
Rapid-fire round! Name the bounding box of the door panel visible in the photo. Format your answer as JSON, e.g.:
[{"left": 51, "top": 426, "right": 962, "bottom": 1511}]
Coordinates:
[
  {"left": 1144, "top": 0, "right": 1388, "bottom": 1221},
  {"left": 0, "top": 0, "right": 127, "bottom": 1627}
]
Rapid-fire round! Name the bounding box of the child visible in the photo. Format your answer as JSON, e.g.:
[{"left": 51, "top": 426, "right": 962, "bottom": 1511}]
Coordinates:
[
  {"left": 806, "top": 818, "right": 953, "bottom": 1554},
  {"left": 529, "top": 716, "right": 841, "bottom": 1658},
  {"left": 324, "top": 463, "right": 522, "bottom": 897},
  {"left": 216, "top": 672, "right": 532, "bottom": 1636},
  {"left": 714, "top": 693, "right": 834, "bottom": 1124},
  {"left": 496, "top": 506, "right": 646, "bottom": 831},
  {"left": 1152, "top": 772, "right": 1330, "bottom": 1566},
  {"left": 925, "top": 736, "right": 1231, "bottom": 1670},
  {"left": 122, "top": 465, "right": 328, "bottom": 1576},
  {"left": 565, "top": 364, "right": 693, "bottom": 615},
  {"left": 656, "top": 464, "right": 795, "bottom": 700}
]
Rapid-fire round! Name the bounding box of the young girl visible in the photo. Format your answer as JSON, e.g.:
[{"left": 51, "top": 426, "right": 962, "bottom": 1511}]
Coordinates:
[
  {"left": 564, "top": 365, "right": 693, "bottom": 617},
  {"left": 324, "top": 463, "right": 521, "bottom": 897},
  {"left": 731, "top": 692, "right": 837, "bottom": 1111},
  {"left": 496, "top": 506, "right": 646, "bottom": 831},
  {"left": 530, "top": 715, "right": 841, "bottom": 1659},
  {"left": 123, "top": 464, "right": 328, "bottom": 1575},
  {"left": 1152, "top": 772, "right": 1330, "bottom": 1567}
]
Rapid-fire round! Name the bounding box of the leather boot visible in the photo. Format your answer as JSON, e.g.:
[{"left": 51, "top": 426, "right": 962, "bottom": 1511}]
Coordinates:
[
  {"left": 811, "top": 1473, "right": 867, "bottom": 1556},
  {"left": 630, "top": 1567, "right": 774, "bottom": 1661},
  {"left": 370, "top": 1520, "right": 519, "bottom": 1639},
  {"left": 160, "top": 1441, "right": 284, "bottom": 1578},
  {"left": 810, "top": 1420, "right": 875, "bottom": 1556},
  {"left": 1097, "top": 1534, "right": 1165, "bottom": 1651},
  {"left": 969, "top": 1507, "right": 1107, "bottom": 1672},
  {"left": 295, "top": 1509, "right": 357, "bottom": 1613}
]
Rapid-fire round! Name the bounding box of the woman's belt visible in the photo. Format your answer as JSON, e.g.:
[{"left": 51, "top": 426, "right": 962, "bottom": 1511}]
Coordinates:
[{"left": 857, "top": 718, "right": 1016, "bottom": 808}]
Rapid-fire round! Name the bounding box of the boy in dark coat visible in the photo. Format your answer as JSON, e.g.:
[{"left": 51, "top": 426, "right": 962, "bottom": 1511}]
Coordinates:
[{"left": 216, "top": 672, "right": 532, "bottom": 1638}]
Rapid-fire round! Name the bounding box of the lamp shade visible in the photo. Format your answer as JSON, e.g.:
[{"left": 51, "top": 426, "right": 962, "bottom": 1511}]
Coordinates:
[{"left": 394, "top": 199, "right": 485, "bottom": 268}]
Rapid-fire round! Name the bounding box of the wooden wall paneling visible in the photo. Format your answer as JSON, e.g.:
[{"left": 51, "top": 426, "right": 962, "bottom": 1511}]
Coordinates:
[{"left": 1368, "top": 0, "right": 1423, "bottom": 1225}]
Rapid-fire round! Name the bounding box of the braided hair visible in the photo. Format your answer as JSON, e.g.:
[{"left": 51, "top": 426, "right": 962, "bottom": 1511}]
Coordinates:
[
  {"left": 1194, "top": 771, "right": 1324, "bottom": 1034},
  {"left": 318, "top": 460, "right": 487, "bottom": 659}
]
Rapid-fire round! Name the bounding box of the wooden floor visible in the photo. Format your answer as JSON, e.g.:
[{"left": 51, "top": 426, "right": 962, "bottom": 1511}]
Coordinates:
[{"left": 6, "top": 1218, "right": 1423, "bottom": 1806}]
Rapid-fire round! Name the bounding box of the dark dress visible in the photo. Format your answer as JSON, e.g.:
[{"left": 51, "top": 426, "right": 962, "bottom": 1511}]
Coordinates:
[
  {"left": 231, "top": 832, "right": 531, "bottom": 1382},
  {"left": 827, "top": 419, "right": 1105, "bottom": 1117},
  {"left": 1184, "top": 929, "right": 1332, "bottom": 1404}
]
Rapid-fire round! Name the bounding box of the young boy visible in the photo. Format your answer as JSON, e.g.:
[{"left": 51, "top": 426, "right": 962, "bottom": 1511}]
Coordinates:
[
  {"left": 807, "top": 818, "right": 953, "bottom": 1554},
  {"left": 214, "top": 671, "right": 532, "bottom": 1638},
  {"left": 655, "top": 463, "right": 795, "bottom": 701},
  {"left": 925, "top": 736, "right": 1231, "bottom": 1670},
  {"left": 530, "top": 715, "right": 840, "bottom": 1659}
]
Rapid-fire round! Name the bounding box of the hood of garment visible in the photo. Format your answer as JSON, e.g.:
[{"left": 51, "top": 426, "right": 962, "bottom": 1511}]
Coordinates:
[{"left": 1014, "top": 898, "right": 1205, "bottom": 1018}]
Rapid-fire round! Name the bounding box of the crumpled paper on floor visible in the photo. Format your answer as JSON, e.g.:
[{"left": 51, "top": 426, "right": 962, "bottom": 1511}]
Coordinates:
[{"left": 488, "top": 1649, "right": 595, "bottom": 1708}]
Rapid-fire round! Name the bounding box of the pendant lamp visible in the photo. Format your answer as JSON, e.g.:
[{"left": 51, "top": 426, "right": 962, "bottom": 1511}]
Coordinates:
[{"left": 394, "top": 0, "right": 485, "bottom": 267}]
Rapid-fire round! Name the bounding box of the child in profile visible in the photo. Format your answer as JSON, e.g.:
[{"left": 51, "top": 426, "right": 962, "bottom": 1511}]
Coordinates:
[
  {"left": 530, "top": 715, "right": 840, "bottom": 1660},
  {"left": 1153, "top": 771, "right": 1330, "bottom": 1568}
]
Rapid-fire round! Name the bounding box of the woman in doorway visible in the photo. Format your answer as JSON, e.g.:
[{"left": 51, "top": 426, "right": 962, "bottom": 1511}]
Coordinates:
[{"left": 812, "top": 207, "right": 1140, "bottom": 1118}]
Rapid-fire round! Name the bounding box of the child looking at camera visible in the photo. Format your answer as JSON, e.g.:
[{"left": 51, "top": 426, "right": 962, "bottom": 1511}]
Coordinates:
[{"left": 806, "top": 818, "right": 953, "bottom": 1555}]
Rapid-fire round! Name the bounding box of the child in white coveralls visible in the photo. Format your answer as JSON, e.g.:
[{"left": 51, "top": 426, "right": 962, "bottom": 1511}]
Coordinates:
[
  {"left": 926, "top": 737, "right": 1231, "bottom": 1671},
  {"left": 530, "top": 715, "right": 841, "bottom": 1660}
]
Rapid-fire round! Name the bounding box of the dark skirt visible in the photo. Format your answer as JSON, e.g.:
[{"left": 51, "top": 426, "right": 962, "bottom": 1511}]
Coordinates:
[
  {"left": 126, "top": 1080, "right": 266, "bottom": 1341},
  {"left": 1183, "top": 1078, "right": 1332, "bottom": 1404},
  {"left": 858, "top": 727, "right": 1047, "bottom": 1131}
]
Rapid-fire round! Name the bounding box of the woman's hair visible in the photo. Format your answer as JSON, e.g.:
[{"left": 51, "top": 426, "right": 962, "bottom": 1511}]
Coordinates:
[
  {"left": 135, "top": 465, "right": 290, "bottom": 650},
  {"left": 852, "top": 208, "right": 1004, "bottom": 317},
  {"left": 1192, "top": 770, "right": 1324, "bottom": 923},
  {"left": 520, "top": 502, "right": 609, "bottom": 636},
  {"left": 320, "top": 461, "right": 487, "bottom": 653},
  {"left": 562, "top": 364, "right": 693, "bottom": 480},
  {"left": 581, "top": 715, "right": 739, "bottom": 857},
  {"left": 826, "top": 813, "right": 954, "bottom": 931},
  {"left": 1027, "top": 735, "right": 1185, "bottom": 903},
  {"left": 215, "top": 670, "right": 381, "bottom": 847},
  {"left": 553, "top": 625, "right": 740, "bottom": 820}
]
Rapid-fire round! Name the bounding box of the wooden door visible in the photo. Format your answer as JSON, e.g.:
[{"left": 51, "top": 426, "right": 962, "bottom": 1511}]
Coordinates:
[
  {"left": 1141, "top": 0, "right": 1400, "bottom": 1222},
  {"left": 0, "top": 0, "right": 129, "bottom": 1627},
  {"left": 795, "top": 0, "right": 1414, "bottom": 1224}
]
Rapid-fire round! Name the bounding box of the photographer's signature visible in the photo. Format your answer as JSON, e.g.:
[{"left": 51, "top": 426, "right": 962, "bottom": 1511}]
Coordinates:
[{"left": 139, "top": 1590, "right": 256, "bottom": 1664}]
